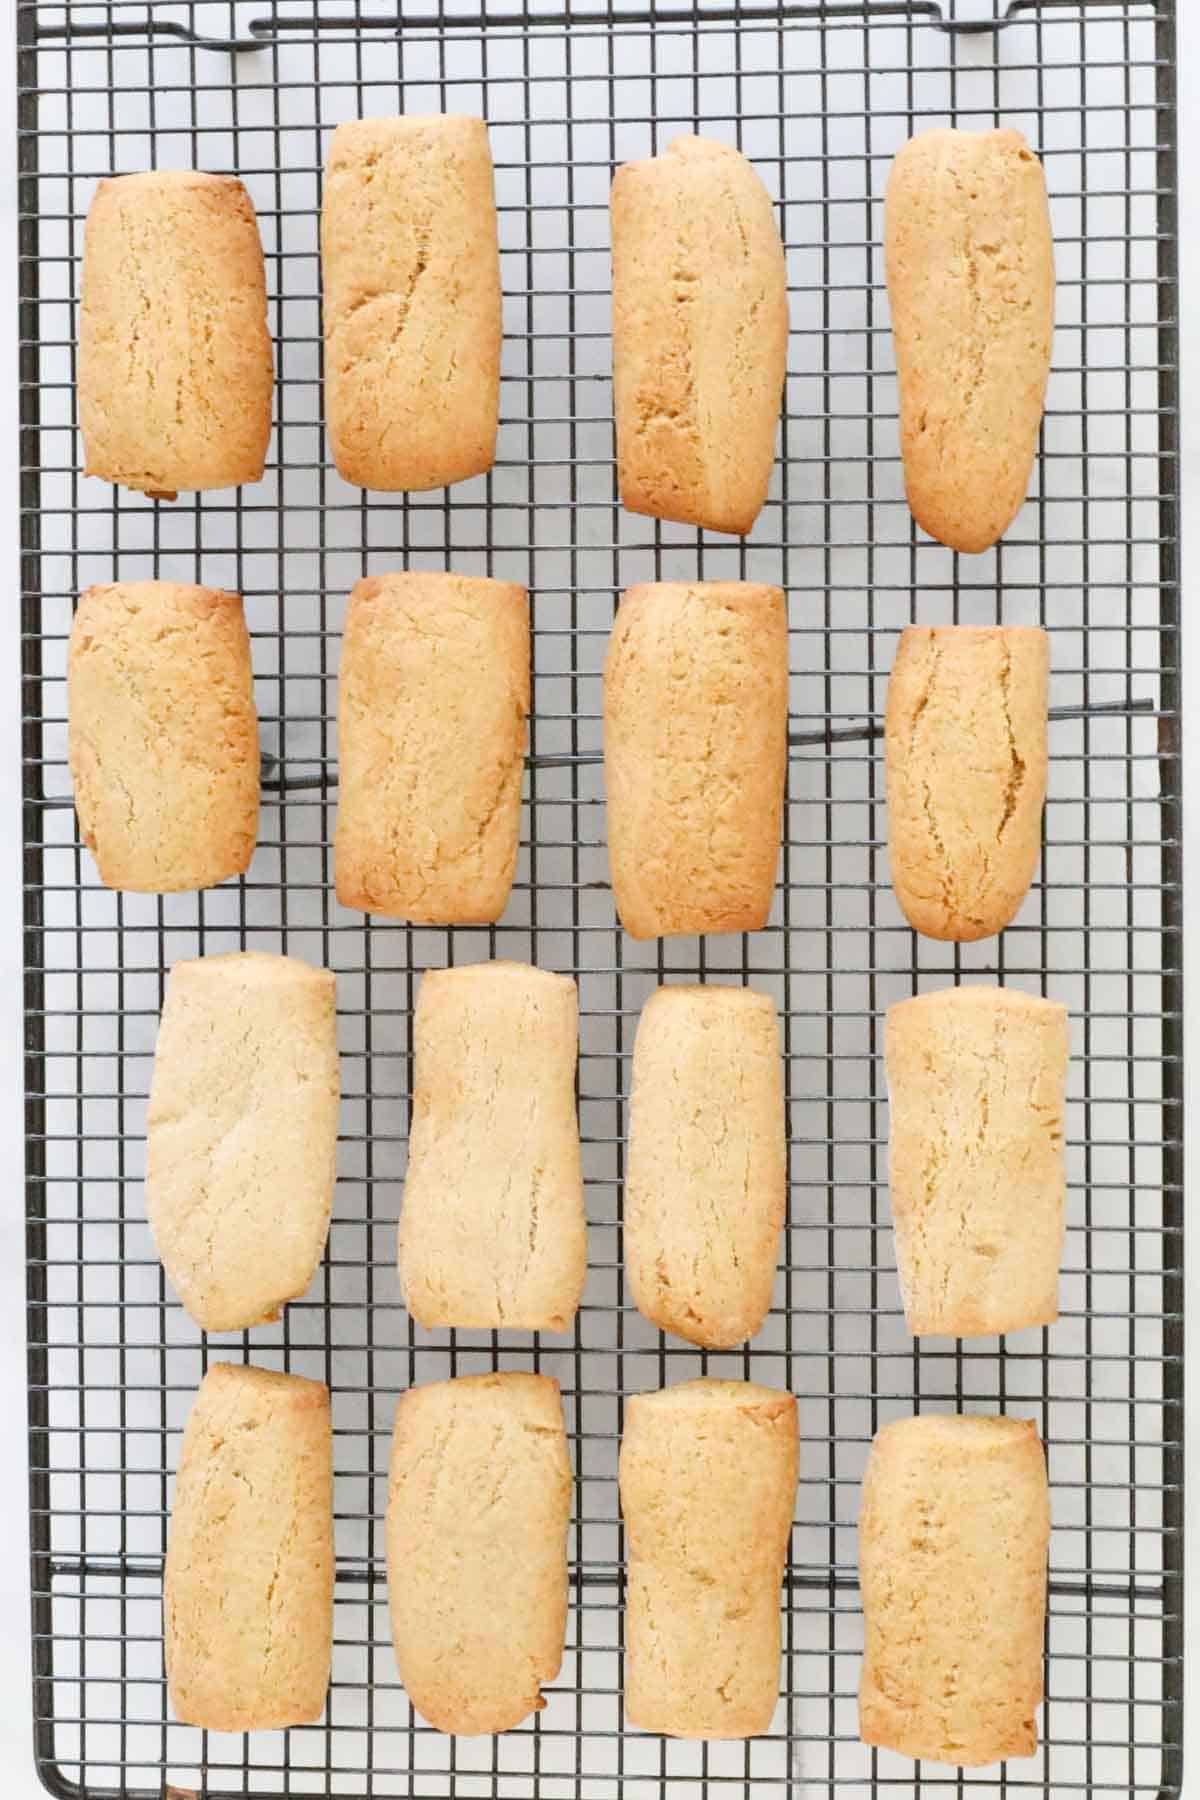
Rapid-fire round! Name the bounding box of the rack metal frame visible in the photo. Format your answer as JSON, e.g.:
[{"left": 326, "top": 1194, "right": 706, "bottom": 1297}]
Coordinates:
[{"left": 18, "top": 1, "right": 1183, "bottom": 1795}]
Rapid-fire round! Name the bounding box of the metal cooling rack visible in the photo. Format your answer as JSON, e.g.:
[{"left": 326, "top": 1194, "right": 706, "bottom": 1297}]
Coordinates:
[{"left": 18, "top": 0, "right": 1183, "bottom": 1795}]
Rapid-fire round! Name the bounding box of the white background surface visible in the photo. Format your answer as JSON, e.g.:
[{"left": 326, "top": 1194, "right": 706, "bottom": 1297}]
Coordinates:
[{"left": 0, "top": 5, "right": 1191, "bottom": 1795}]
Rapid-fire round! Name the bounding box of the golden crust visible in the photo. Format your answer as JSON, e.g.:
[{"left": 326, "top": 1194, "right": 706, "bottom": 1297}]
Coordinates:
[
  {"left": 399, "top": 961, "right": 586, "bottom": 1331},
  {"left": 68, "top": 581, "right": 259, "bottom": 893},
  {"left": 603, "top": 581, "right": 788, "bottom": 938},
  {"left": 612, "top": 136, "right": 788, "bottom": 534},
  {"left": 885, "top": 984, "right": 1068, "bottom": 1337},
  {"left": 885, "top": 128, "right": 1054, "bottom": 554},
  {"left": 885, "top": 625, "right": 1049, "bottom": 941},
  {"left": 80, "top": 170, "right": 272, "bottom": 496},
  {"left": 322, "top": 115, "right": 501, "bottom": 491},
  {"left": 334, "top": 571, "right": 529, "bottom": 923}
]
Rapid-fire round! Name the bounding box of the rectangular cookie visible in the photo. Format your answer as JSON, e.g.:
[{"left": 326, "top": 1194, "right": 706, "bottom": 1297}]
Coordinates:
[
  {"left": 322, "top": 115, "right": 501, "bottom": 491},
  {"left": 612, "top": 135, "right": 788, "bottom": 535},
  {"left": 626, "top": 984, "right": 786, "bottom": 1348},
  {"left": 859, "top": 1413, "right": 1049, "bottom": 1765},
  {"left": 885, "top": 128, "right": 1054, "bottom": 553},
  {"left": 387, "top": 1372, "right": 572, "bottom": 1733},
  {"left": 885, "top": 985, "right": 1068, "bottom": 1337},
  {"left": 399, "top": 961, "right": 585, "bottom": 1330},
  {"left": 68, "top": 581, "right": 259, "bottom": 893},
  {"left": 164, "top": 1363, "right": 334, "bottom": 1732},
  {"left": 885, "top": 625, "right": 1049, "bottom": 941},
  {"left": 80, "top": 171, "right": 273, "bottom": 498},
  {"left": 334, "top": 571, "right": 529, "bottom": 923},
  {"left": 603, "top": 581, "right": 788, "bottom": 938},
  {"left": 619, "top": 1379, "right": 798, "bottom": 1738},
  {"left": 146, "top": 952, "right": 340, "bottom": 1332}
]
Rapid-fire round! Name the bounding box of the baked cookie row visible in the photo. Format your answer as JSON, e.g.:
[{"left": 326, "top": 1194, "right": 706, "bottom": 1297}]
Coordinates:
[
  {"left": 79, "top": 122, "right": 500, "bottom": 501},
  {"left": 141, "top": 957, "right": 782, "bottom": 1345},
  {"left": 165, "top": 1365, "right": 1052, "bottom": 1767},
  {"left": 78, "top": 123, "right": 1052, "bottom": 553},
  {"left": 67, "top": 576, "right": 1053, "bottom": 945},
  {"left": 165, "top": 1366, "right": 799, "bottom": 1742},
  {"left": 141, "top": 952, "right": 1067, "bottom": 1349}
]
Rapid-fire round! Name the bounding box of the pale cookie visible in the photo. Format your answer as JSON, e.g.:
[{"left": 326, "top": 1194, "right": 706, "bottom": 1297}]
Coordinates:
[
  {"left": 68, "top": 581, "right": 259, "bottom": 894},
  {"left": 399, "top": 961, "right": 586, "bottom": 1331},
  {"left": 164, "top": 1363, "right": 334, "bottom": 1732},
  {"left": 885, "top": 984, "right": 1068, "bottom": 1337},
  {"left": 626, "top": 984, "right": 786, "bottom": 1348},
  {"left": 387, "top": 1372, "right": 572, "bottom": 1733},
  {"left": 859, "top": 1412, "right": 1049, "bottom": 1765},
  {"left": 146, "top": 952, "right": 340, "bottom": 1332},
  {"left": 619, "top": 1378, "right": 798, "bottom": 1738}
]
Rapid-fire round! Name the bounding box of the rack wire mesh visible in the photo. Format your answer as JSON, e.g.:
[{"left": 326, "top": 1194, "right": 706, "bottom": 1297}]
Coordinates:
[{"left": 17, "top": 0, "right": 1183, "bottom": 1795}]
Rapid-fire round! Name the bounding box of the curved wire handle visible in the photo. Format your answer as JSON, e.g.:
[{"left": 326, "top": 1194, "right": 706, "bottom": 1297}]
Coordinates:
[{"left": 30, "top": 0, "right": 1113, "bottom": 55}]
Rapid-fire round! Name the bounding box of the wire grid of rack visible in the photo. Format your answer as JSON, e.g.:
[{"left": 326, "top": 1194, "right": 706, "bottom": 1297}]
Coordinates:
[{"left": 17, "top": 0, "right": 1183, "bottom": 1796}]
